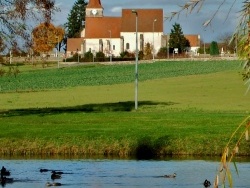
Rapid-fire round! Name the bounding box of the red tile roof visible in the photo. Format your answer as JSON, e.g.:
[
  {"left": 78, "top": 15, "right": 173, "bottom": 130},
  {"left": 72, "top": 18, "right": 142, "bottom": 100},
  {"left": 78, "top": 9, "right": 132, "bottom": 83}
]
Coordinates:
[
  {"left": 185, "top": 35, "right": 200, "bottom": 47},
  {"left": 85, "top": 17, "right": 122, "bottom": 38},
  {"left": 121, "top": 9, "right": 163, "bottom": 32},
  {"left": 67, "top": 38, "right": 84, "bottom": 52},
  {"left": 87, "top": 0, "right": 103, "bottom": 8}
]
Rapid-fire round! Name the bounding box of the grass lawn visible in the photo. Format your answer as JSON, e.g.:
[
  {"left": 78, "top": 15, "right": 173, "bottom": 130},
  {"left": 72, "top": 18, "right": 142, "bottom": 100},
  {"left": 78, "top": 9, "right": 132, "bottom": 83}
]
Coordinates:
[{"left": 0, "top": 60, "right": 249, "bottom": 157}]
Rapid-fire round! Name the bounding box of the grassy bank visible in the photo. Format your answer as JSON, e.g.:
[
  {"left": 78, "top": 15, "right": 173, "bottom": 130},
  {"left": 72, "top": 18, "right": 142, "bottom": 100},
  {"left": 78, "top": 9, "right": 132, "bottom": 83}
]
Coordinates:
[{"left": 0, "top": 60, "right": 249, "bottom": 158}]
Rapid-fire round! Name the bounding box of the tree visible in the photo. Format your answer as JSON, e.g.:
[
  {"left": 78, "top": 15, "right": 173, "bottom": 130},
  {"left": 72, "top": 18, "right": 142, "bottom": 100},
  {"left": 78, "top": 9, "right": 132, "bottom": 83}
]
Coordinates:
[
  {"left": 143, "top": 42, "right": 152, "bottom": 60},
  {"left": 166, "top": 1, "right": 250, "bottom": 88},
  {"left": 66, "top": 0, "right": 88, "bottom": 38},
  {"left": 0, "top": 0, "right": 56, "bottom": 50},
  {"left": 209, "top": 41, "right": 219, "bottom": 55},
  {"left": 0, "top": 37, "right": 5, "bottom": 53},
  {"left": 168, "top": 23, "right": 190, "bottom": 53},
  {"left": 217, "top": 32, "right": 236, "bottom": 54},
  {"left": 32, "top": 23, "right": 65, "bottom": 54}
]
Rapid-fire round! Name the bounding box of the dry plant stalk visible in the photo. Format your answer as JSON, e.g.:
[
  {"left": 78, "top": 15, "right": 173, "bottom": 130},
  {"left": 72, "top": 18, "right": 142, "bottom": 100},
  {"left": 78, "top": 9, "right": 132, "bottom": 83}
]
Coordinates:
[{"left": 214, "top": 116, "right": 250, "bottom": 188}]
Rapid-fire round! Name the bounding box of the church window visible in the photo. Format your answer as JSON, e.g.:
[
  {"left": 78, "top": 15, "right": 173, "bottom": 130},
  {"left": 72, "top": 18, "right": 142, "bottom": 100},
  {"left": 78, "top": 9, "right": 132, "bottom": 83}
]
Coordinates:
[{"left": 126, "top": 43, "right": 130, "bottom": 50}]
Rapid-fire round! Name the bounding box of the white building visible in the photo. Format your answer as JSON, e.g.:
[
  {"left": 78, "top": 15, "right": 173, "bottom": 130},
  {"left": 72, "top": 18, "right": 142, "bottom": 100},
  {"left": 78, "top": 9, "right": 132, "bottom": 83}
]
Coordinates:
[{"left": 67, "top": 0, "right": 164, "bottom": 58}]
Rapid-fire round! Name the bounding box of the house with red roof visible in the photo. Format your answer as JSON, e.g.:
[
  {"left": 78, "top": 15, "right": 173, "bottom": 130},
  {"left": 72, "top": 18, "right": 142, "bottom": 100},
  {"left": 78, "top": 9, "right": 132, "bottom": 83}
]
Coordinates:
[{"left": 66, "top": 0, "right": 164, "bottom": 58}]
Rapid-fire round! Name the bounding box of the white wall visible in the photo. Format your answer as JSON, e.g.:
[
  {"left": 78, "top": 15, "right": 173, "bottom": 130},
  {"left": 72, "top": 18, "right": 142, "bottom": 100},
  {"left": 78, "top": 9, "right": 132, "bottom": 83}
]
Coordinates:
[
  {"left": 84, "top": 32, "right": 163, "bottom": 58},
  {"left": 121, "top": 32, "right": 163, "bottom": 54},
  {"left": 85, "top": 38, "right": 121, "bottom": 57}
]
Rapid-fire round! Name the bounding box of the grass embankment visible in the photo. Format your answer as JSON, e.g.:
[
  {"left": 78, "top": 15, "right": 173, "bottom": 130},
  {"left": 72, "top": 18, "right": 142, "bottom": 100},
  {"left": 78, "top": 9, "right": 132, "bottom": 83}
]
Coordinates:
[{"left": 0, "top": 60, "right": 249, "bottom": 158}]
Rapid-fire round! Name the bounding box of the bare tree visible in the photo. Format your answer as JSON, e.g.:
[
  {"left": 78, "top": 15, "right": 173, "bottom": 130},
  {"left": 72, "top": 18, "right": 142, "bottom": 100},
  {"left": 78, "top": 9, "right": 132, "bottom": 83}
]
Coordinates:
[
  {"left": 0, "top": 0, "right": 57, "bottom": 51},
  {"left": 217, "top": 32, "right": 236, "bottom": 54}
]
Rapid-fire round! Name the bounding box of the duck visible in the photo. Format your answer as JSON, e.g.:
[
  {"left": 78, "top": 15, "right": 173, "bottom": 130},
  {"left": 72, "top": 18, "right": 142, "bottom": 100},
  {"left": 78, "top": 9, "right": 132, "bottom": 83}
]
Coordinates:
[
  {"left": 51, "top": 172, "right": 61, "bottom": 180},
  {"left": 203, "top": 179, "right": 211, "bottom": 187},
  {"left": 40, "top": 168, "right": 49, "bottom": 173},
  {"left": 163, "top": 173, "right": 177, "bottom": 178},
  {"left": 1, "top": 166, "right": 10, "bottom": 176},
  {"left": 46, "top": 182, "right": 62, "bottom": 186},
  {"left": 51, "top": 170, "right": 64, "bottom": 175}
]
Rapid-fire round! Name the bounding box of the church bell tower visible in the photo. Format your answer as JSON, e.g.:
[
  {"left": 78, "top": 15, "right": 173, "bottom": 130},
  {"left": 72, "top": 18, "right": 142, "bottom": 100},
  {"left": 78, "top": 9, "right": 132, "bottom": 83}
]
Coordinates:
[{"left": 86, "top": 0, "right": 104, "bottom": 17}]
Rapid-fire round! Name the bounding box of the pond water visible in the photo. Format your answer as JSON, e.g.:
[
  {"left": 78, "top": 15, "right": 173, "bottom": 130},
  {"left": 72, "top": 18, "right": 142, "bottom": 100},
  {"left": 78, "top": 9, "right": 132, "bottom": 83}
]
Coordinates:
[{"left": 0, "top": 157, "right": 249, "bottom": 188}]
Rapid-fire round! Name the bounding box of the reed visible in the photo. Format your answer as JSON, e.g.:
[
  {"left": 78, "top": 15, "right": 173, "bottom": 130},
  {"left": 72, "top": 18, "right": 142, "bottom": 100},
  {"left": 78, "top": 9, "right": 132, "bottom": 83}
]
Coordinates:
[{"left": 214, "top": 116, "right": 250, "bottom": 188}]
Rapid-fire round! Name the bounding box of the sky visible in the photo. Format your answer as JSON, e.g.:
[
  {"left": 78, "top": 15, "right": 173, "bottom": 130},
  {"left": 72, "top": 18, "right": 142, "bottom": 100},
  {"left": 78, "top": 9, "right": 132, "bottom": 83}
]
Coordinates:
[{"left": 52, "top": 0, "right": 243, "bottom": 43}]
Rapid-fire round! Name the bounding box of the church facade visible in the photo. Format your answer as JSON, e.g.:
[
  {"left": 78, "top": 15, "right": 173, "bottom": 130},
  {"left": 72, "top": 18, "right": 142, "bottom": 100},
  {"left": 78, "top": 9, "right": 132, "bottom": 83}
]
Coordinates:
[{"left": 66, "top": 0, "right": 164, "bottom": 58}]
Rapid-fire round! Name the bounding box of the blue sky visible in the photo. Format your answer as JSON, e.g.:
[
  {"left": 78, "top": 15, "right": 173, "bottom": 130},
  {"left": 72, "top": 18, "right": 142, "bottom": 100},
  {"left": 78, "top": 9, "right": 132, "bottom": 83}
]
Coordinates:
[{"left": 53, "top": 0, "right": 243, "bottom": 42}]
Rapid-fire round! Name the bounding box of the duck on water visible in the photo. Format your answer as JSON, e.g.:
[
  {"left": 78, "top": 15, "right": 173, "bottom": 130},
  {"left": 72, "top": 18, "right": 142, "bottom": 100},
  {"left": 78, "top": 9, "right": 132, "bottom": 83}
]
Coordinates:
[
  {"left": 46, "top": 182, "right": 62, "bottom": 187},
  {"left": 1, "top": 166, "right": 14, "bottom": 186},
  {"left": 163, "top": 173, "right": 177, "bottom": 178}
]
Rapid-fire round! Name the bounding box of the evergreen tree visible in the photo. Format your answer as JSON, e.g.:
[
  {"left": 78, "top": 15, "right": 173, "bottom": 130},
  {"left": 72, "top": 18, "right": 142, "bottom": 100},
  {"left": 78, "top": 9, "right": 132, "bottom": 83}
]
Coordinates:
[
  {"left": 168, "top": 23, "right": 190, "bottom": 53},
  {"left": 210, "top": 41, "right": 219, "bottom": 55},
  {"left": 66, "top": 0, "right": 88, "bottom": 38}
]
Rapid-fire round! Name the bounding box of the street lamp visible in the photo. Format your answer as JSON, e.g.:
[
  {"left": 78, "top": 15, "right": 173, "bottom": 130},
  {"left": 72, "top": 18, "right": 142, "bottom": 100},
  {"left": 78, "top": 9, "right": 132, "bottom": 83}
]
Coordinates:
[
  {"left": 153, "top": 19, "right": 157, "bottom": 62},
  {"left": 56, "top": 36, "right": 59, "bottom": 68},
  {"left": 132, "top": 9, "right": 138, "bottom": 110},
  {"left": 108, "top": 30, "right": 112, "bottom": 62},
  {"left": 77, "top": 48, "right": 79, "bottom": 63}
]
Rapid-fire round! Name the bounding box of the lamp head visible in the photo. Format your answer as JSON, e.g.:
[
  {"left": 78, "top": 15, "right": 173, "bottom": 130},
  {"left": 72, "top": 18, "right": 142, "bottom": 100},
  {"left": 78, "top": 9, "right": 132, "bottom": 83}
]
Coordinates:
[{"left": 131, "top": 9, "right": 137, "bottom": 15}]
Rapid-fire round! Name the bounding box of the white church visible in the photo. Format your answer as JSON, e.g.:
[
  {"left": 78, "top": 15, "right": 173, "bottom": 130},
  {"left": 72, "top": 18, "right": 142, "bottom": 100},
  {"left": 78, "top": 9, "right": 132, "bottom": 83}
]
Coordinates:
[{"left": 66, "top": 0, "right": 164, "bottom": 58}]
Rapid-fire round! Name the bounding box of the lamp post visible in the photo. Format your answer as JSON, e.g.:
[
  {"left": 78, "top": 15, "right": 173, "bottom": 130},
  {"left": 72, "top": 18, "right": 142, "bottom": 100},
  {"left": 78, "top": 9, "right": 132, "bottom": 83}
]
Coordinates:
[
  {"left": 77, "top": 48, "right": 79, "bottom": 63},
  {"left": 132, "top": 9, "right": 138, "bottom": 110},
  {"left": 56, "top": 36, "right": 59, "bottom": 68},
  {"left": 153, "top": 19, "right": 157, "bottom": 62},
  {"left": 108, "top": 30, "right": 112, "bottom": 62}
]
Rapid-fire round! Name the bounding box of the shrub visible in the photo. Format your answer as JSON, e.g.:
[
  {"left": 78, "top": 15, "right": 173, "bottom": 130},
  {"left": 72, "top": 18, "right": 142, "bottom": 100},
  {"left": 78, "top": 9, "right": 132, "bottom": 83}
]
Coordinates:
[
  {"left": 0, "top": 68, "right": 6, "bottom": 77},
  {"left": 95, "top": 51, "right": 105, "bottom": 62},
  {"left": 83, "top": 51, "right": 93, "bottom": 62},
  {"left": 143, "top": 42, "right": 152, "bottom": 60},
  {"left": 120, "top": 51, "right": 135, "bottom": 58},
  {"left": 210, "top": 41, "right": 219, "bottom": 55},
  {"left": 138, "top": 51, "right": 144, "bottom": 60},
  {"left": 157, "top": 47, "right": 168, "bottom": 58}
]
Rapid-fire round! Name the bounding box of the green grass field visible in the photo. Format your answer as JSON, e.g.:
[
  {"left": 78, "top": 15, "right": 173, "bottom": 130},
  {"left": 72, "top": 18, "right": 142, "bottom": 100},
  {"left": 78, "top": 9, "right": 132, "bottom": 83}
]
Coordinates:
[{"left": 0, "top": 60, "right": 249, "bottom": 158}]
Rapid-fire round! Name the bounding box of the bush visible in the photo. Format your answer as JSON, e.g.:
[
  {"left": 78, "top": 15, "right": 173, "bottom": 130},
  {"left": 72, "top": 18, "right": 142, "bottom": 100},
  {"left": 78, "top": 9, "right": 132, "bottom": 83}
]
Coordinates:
[
  {"left": 0, "top": 68, "right": 6, "bottom": 77},
  {"left": 120, "top": 51, "right": 135, "bottom": 58},
  {"left": 157, "top": 47, "right": 168, "bottom": 58},
  {"left": 210, "top": 41, "right": 220, "bottom": 55},
  {"left": 138, "top": 51, "right": 144, "bottom": 60},
  {"left": 95, "top": 52, "right": 105, "bottom": 62},
  {"left": 143, "top": 43, "right": 152, "bottom": 60},
  {"left": 83, "top": 51, "right": 93, "bottom": 62}
]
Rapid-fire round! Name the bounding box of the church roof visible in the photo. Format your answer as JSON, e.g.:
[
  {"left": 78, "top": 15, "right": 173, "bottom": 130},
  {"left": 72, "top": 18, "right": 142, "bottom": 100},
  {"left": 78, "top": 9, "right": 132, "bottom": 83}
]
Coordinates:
[
  {"left": 87, "top": 0, "right": 103, "bottom": 8},
  {"left": 121, "top": 9, "right": 163, "bottom": 32},
  {"left": 67, "top": 38, "right": 84, "bottom": 52},
  {"left": 85, "top": 17, "right": 122, "bottom": 38}
]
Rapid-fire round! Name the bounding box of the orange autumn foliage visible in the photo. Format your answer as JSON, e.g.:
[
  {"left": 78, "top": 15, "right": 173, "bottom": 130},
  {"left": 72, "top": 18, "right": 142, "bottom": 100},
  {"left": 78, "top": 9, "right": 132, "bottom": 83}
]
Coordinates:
[{"left": 32, "top": 23, "right": 64, "bottom": 54}]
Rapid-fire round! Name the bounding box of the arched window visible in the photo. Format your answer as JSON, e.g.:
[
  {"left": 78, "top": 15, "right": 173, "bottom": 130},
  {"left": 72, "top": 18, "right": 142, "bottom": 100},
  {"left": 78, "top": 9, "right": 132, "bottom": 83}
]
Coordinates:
[{"left": 126, "top": 43, "right": 130, "bottom": 50}]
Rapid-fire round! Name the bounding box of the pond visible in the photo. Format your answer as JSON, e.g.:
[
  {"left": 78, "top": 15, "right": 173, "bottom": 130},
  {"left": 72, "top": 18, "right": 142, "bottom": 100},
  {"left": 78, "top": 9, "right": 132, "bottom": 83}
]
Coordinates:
[{"left": 0, "top": 157, "right": 249, "bottom": 188}]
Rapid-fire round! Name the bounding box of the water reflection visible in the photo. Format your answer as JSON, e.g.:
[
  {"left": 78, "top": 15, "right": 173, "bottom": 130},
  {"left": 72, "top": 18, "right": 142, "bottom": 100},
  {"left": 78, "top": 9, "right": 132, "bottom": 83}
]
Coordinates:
[{"left": 0, "top": 157, "right": 249, "bottom": 188}]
